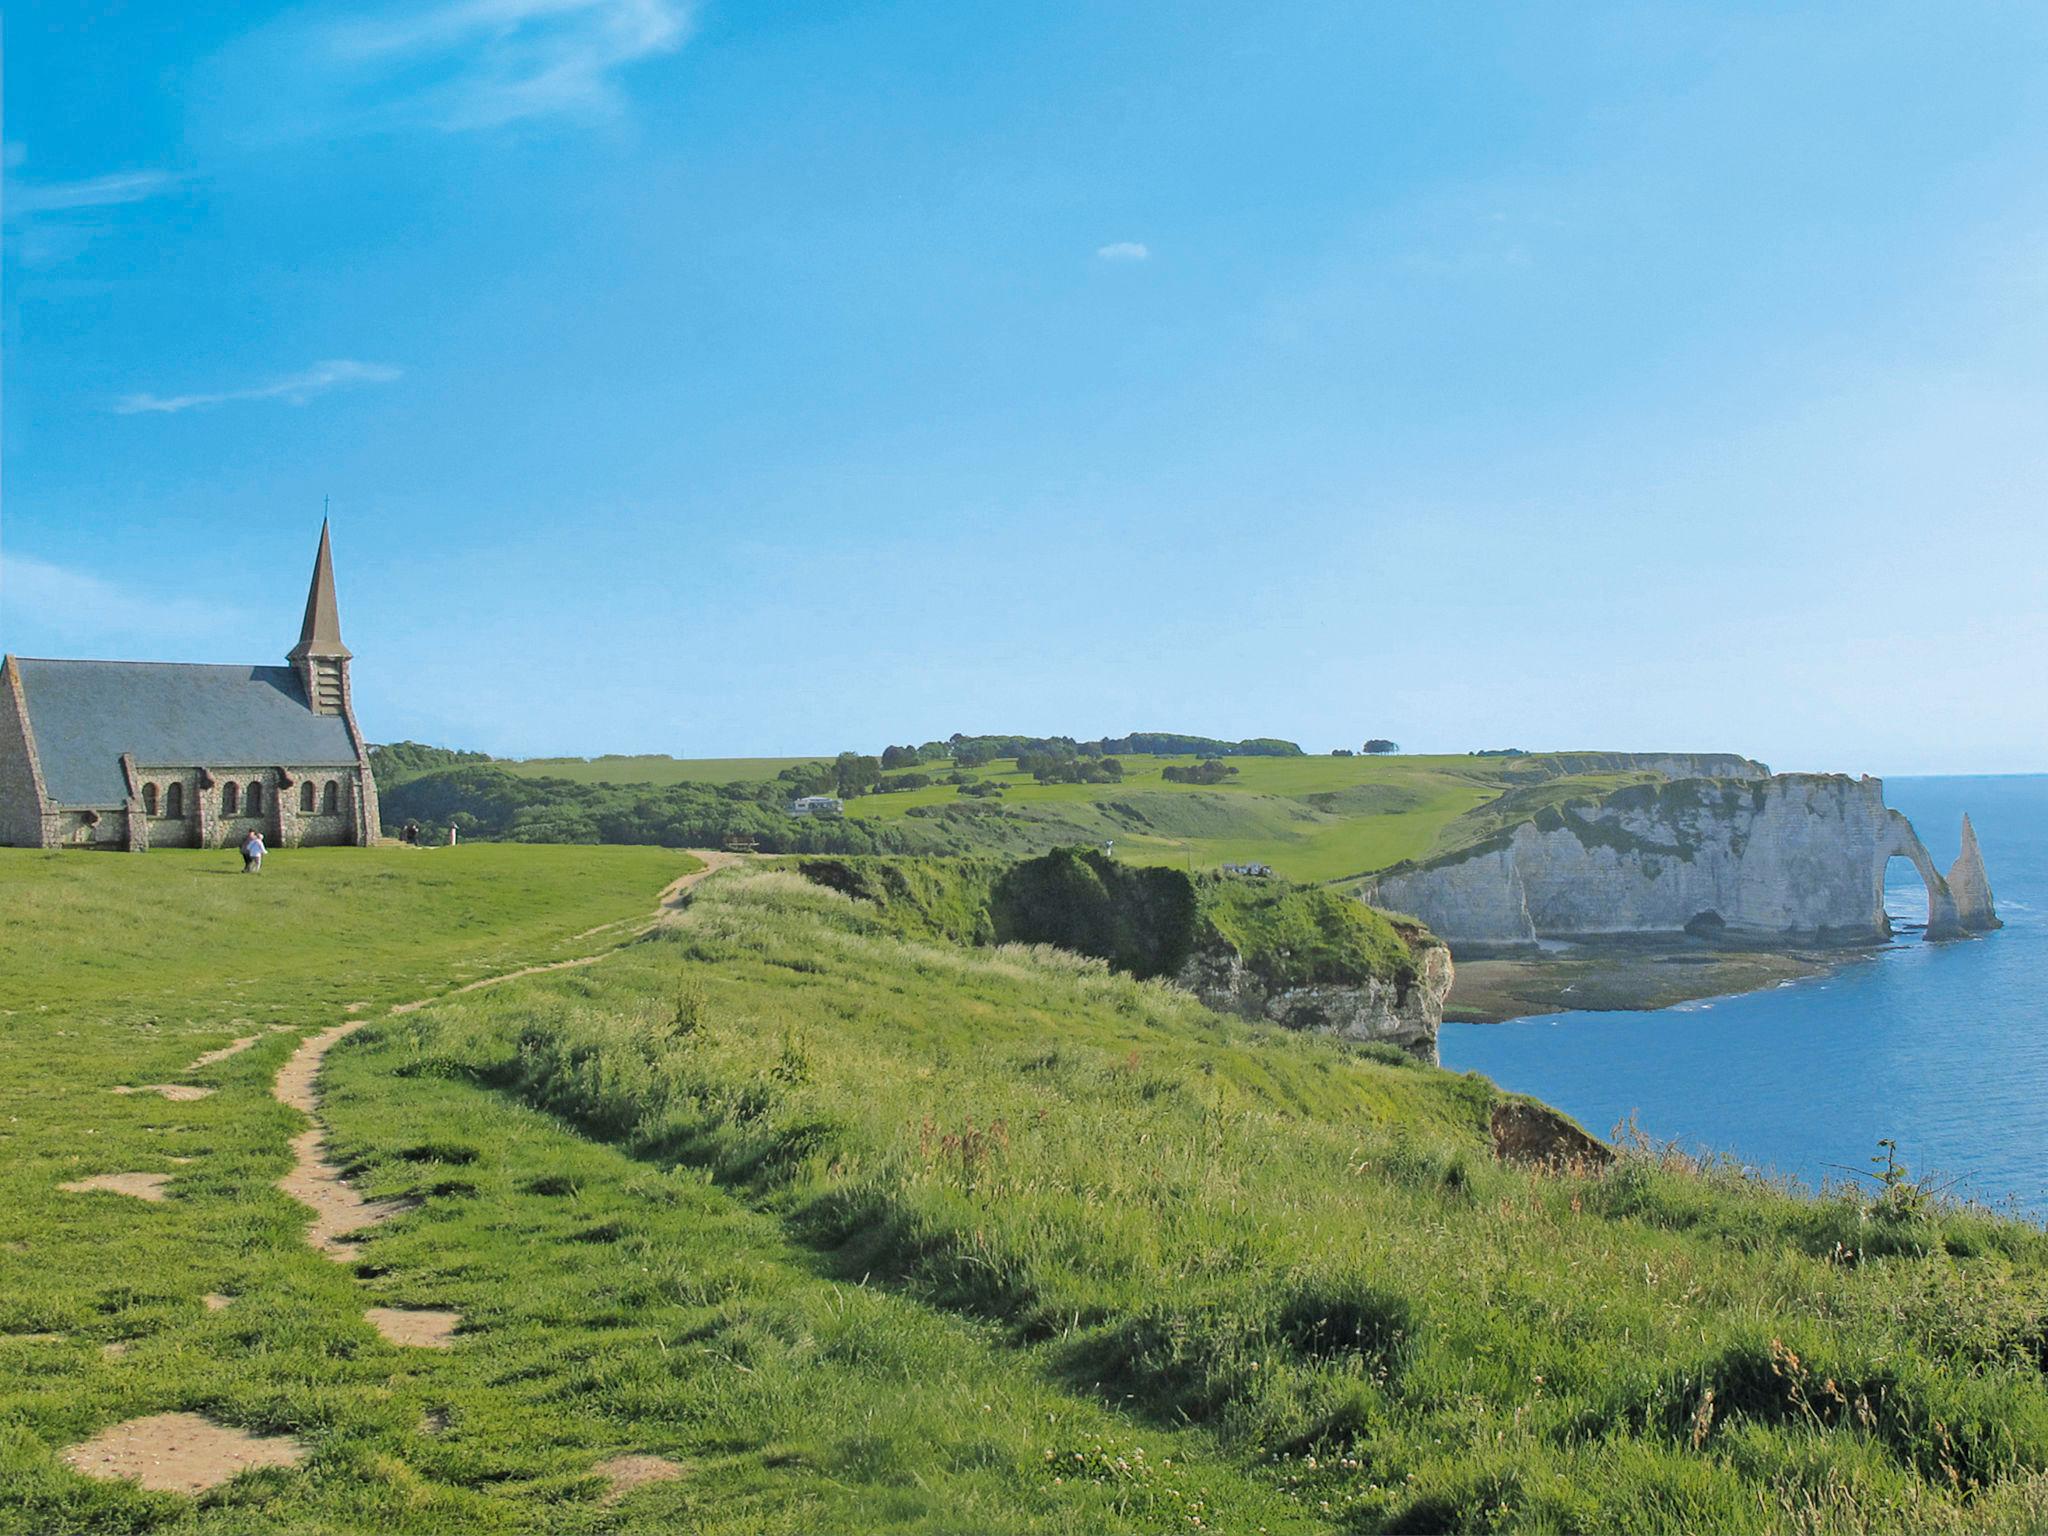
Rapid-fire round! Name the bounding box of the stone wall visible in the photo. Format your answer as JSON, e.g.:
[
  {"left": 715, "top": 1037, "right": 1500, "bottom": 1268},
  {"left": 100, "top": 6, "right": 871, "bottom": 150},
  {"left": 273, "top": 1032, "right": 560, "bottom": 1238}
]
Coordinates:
[
  {"left": 0, "top": 661, "right": 49, "bottom": 848},
  {"left": 125, "top": 765, "right": 366, "bottom": 849},
  {"left": 1366, "top": 774, "right": 1981, "bottom": 947}
]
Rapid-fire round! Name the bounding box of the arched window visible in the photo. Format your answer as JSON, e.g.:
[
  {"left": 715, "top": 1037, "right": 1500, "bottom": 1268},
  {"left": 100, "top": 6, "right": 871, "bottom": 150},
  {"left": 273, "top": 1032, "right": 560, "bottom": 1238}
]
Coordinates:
[
  {"left": 322, "top": 780, "right": 340, "bottom": 814},
  {"left": 142, "top": 783, "right": 159, "bottom": 816},
  {"left": 165, "top": 783, "right": 184, "bottom": 819},
  {"left": 222, "top": 782, "right": 239, "bottom": 816},
  {"left": 246, "top": 781, "right": 263, "bottom": 815},
  {"left": 301, "top": 780, "right": 317, "bottom": 813}
]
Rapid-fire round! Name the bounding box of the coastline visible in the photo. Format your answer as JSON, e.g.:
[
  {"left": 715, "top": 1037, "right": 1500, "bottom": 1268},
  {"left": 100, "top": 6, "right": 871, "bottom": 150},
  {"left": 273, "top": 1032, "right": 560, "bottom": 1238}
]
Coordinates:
[{"left": 1444, "top": 936, "right": 1868, "bottom": 1024}]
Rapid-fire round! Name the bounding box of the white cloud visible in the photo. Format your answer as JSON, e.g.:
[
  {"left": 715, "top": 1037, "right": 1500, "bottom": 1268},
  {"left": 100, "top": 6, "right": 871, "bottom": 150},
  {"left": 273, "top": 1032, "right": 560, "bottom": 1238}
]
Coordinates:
[
  {"left": 0, "top": 552, "right": 245, "bottom": 646},
  {"left": 114, "top": 359, "right": 403, "bottom": 416},
  {"left": 6, "top": 170, "right": 181, "bottom": 219},
  {"left": 1096, "top": 241, "right": 1151, "bottom": 263},
  {"left": 213, "top": 0, "right": 692, "bottom": 139}
]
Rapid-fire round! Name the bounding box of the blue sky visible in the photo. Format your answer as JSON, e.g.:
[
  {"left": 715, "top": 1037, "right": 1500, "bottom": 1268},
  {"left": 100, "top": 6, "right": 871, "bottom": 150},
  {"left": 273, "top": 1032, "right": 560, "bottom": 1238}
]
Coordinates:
[{"left": 4, "top": 2, "right": 2045, "bottom": 773}]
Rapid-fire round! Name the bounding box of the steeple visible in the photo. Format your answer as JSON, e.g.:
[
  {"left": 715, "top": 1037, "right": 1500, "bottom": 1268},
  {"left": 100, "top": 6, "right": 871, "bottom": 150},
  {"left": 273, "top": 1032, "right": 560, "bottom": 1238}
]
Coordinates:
[{"left": 288, "top": 519, "right": 352, "bottom": 715}]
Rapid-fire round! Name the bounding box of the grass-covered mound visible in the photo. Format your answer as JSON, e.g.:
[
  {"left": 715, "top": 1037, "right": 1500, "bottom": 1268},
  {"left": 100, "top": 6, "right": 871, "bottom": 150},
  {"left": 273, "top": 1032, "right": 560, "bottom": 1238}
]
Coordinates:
[
  {"left": 375, "top": 868, "right": 2048, "bottom": 1532},
  {"left": 794, "top": 851, "right": 1435, "bottom": 991},
  {"left": 797, "top": 848, "right": 1197, "bottom": 978},
  {"left": 1195, "top": 877, "right": 1434, "bottom": 990}
]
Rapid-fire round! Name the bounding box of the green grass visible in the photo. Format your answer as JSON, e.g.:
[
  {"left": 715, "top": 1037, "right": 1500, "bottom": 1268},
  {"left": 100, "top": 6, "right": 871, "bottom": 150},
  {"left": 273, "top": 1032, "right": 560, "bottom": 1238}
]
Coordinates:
[
  {"left": 495, "top": 755, "right": 824, "bottom": 785},
  {"left": 407, "top": 750, "right": 1729, "bottom": 886},
  {"left": 1197, "top": 877, "right": 1427, "bottom": 989},
  {"left": 853, "top": 755, "right": 1506, "bottom": 882},
  {"left": 0, "top": 847, "right": 1302, "bottom": 1533},
  {"left": 351, "top": 867, "right": 2048, "bottom": 1533},
  {"left": 18, "top": 849, "right": 2046, "bottom": 1532}
]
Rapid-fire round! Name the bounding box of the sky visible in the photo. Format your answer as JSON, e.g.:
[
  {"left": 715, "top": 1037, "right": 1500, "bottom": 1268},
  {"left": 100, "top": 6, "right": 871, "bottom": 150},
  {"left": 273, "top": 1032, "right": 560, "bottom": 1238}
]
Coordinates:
[{"left": 3, "top": 1, "right": 2045, "bottom": 774}]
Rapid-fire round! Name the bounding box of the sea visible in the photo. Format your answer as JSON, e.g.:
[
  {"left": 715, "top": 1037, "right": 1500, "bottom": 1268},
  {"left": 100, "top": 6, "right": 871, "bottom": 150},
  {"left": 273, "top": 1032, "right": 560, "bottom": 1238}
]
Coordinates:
[{"left": 1438, "top": 774, "right": 2048, "bottom": 1219}]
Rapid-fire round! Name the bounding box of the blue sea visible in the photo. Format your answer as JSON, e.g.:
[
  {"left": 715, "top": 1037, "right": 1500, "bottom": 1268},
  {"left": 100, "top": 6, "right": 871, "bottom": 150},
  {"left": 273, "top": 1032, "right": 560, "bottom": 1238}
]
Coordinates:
[{"left": 1439, "top": 775, "right": 2048, "bottom": 1218}]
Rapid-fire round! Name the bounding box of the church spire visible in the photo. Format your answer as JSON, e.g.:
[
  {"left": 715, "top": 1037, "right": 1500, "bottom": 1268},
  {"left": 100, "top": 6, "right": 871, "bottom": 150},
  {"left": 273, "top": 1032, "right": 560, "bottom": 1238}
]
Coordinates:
[
  {"left": 290, "top": 518, "right": 352, "bottom": 663},
  {"left": 289, "top": 519, "right": 352, "bottom": 715}
]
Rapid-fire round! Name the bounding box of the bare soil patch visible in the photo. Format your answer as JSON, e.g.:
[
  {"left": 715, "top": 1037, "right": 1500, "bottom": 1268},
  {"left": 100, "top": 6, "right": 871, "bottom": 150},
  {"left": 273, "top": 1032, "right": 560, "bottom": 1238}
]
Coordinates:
[
  {"left": 1490, "top": 1102, "right": 1614, "bottom": 1170},
  {"left": 61, "top": 1411, "right": 305, "bottom": 1494},
  {"left": 187, "top": 1034, "right": 262, "bottom": 1069},
  {"left": 275, "top": 1022, "right": 419, "bottom": 1255},
  {"left": 365, "top": 1306, "right": 461, "bottom": 1347},
  {"left": 595, "top": 1453, "right": 686, "bottom": 1502},
  {"left": 203, "top": 1293, "right": 234, "bottom": 1311},
  {"left": 111, "top": 1084, "right": 214, "bottom": 1102},
  {"left": 59, "top": 1172, "right": 171, "bottom": 1202}
]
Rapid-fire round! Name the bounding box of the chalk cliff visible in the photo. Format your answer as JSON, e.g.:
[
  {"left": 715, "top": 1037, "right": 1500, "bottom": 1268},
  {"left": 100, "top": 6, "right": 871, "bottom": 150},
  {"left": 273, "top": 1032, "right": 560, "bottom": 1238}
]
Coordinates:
[
  {"left": 1178, "top": 939, "right": 1453, "bottom": 1065},
  {"left": 1949, "top": 814, "right": 2001, "bottom": 931},
  {"left": 1365, "top": 774, "right": 1991, "bottom": 949},
  {"left": 1499, "top": 752, "right": 1771, "bottom": 784}
]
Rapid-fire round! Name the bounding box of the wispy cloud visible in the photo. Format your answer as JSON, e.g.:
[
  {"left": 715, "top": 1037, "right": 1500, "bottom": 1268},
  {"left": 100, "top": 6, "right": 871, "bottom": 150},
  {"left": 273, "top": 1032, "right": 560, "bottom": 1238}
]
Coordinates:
[
  {"left": 1096, "top": 241, "right": 1151, "bottom": 263},
  {"left": 7, "top": 170, "right": 181, "bottom": 219},
  {"left": 0, "top": 552, "right": 245, "bottom": 645},
  {"left": 115, "top": 359, "right": 403, "bottom": 416},
  {"left": 211, "top": 0, "right": 692, "bottom": 140}
]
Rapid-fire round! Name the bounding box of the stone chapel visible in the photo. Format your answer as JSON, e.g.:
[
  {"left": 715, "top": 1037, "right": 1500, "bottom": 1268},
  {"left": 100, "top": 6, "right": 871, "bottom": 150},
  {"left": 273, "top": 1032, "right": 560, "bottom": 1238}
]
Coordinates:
[{"left": 0, "top": 522, "right": 380, "bottom": 850}]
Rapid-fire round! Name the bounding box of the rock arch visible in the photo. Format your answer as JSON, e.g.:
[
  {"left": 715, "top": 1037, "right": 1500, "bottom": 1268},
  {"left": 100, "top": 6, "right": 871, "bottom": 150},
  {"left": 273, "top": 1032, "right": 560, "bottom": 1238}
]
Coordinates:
[{"left": 1877, "top": 810, "right": 1962, "bottom": 940}]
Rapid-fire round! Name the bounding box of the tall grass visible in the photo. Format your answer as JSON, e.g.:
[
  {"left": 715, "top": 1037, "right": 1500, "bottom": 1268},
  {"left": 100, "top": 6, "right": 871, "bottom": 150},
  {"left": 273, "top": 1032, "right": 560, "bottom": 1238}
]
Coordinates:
[{"left": 379, "top": 868, "right": 2048, "bottom": 1532}]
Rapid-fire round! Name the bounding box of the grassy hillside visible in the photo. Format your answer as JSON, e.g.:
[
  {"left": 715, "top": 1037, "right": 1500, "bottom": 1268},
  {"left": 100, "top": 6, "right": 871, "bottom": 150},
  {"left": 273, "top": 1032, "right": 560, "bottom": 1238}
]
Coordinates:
[
  {"left": 359, "top": 868, "right": 2048, "bottom": 1532},
  {"left": 788, "top": 853, "right": 1435, "bottom": 991},
  {"left": 386, "top": 749, "right": 1759, "bottom": 886},
  {"left": 8, "top": 851, "right": 2048, "bottom": 1531},
  {"left": 497, "top": 755, "right": 826, "bottom": 786}
]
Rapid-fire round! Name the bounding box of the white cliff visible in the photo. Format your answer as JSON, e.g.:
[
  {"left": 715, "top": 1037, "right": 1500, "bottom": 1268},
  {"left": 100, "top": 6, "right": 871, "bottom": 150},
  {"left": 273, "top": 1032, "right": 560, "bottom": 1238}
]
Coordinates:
[
  {"left": 1365, "top": 774, "right": 1991, "bottom": 949},
  {"left": 1178, "top": 940, "right": 1453, "bottom": 1064},
  {"left": 1949, "top": 814, "right": 2001, "bottom": 931}
]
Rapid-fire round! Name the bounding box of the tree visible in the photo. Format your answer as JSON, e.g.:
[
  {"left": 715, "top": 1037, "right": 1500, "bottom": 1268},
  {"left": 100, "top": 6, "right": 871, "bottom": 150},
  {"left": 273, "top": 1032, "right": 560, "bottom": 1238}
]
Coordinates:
[
  {"left": 833, "top": 752, "right": 883, "bottom": 797},
  {"left": 881, "top": 744, "right": 919, "bottom": 770},
  {"left": 1363, "top": 739, "right": 1400, "bottom": 755}
]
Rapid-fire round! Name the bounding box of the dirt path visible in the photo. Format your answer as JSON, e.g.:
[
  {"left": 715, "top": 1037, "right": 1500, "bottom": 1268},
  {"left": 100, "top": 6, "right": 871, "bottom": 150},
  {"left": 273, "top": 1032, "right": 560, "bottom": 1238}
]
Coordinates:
[
  {"left": 273, "top": 851, "right": 736, "bottom": 1257},
  {"left": 62, "top": 858, "right": 740, "bottom": 1501}
]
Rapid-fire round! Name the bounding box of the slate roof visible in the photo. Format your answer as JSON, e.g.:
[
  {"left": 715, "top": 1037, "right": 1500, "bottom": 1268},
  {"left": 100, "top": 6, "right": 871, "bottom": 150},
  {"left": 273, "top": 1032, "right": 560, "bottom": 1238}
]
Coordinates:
[{"left": 10, "top": 658, "right": 358, "bottom": 807}]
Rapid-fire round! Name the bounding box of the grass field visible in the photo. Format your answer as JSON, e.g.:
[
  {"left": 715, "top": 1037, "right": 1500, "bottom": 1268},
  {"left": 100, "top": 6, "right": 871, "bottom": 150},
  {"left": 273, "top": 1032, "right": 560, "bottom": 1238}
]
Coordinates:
[
  {"left": 10, "top": 849, "right": 2048, "bottom": 1532},
  {"left": 496, "top": 755, "right": 823, "bottom": 785},
  {"left": 850, "top": 755, "right": 1507, "bottom": 881},
  {"left": 399, "top": 750, "right": 1717, "bottom": 885}
]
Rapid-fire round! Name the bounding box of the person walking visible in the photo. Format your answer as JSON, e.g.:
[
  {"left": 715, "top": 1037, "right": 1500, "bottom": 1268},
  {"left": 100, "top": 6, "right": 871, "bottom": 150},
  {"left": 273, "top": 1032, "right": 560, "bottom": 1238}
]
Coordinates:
[{"left": 242, "top": 830, "right": 266, "bottom": 874}]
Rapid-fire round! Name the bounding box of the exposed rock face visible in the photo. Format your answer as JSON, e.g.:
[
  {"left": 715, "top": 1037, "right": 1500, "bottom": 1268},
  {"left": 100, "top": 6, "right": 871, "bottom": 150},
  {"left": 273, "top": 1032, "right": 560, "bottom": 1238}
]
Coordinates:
[
  {"left": 1489, "top": 1102, "right": 1614, "bottom": 1170},
  {"left": 1366, "top": 774, "right": 1990, "bottom": 948},
  {"left": 1948, "top": 814, "right": 2001, "bottom": 931},
  {"left": 1178, "top": 942, "right": 1453, "bottom": 1064}
]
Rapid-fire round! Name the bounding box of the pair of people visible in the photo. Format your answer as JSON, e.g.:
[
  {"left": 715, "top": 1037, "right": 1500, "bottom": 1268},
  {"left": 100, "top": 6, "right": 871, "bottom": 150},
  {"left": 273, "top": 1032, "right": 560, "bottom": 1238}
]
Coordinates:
[{"left": 240, "top": 831, "right": 267, "bottom": 873}]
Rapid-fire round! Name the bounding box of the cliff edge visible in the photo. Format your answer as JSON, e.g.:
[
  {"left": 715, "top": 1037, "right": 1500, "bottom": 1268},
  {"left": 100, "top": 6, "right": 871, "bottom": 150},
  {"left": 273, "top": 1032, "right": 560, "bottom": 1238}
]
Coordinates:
[
  {"left": 1179, "top": 880, "right": 1453, "bottom": 1063},
  {"left": 1365, "top": 774, "right": 1995, "bottom": 949}
]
